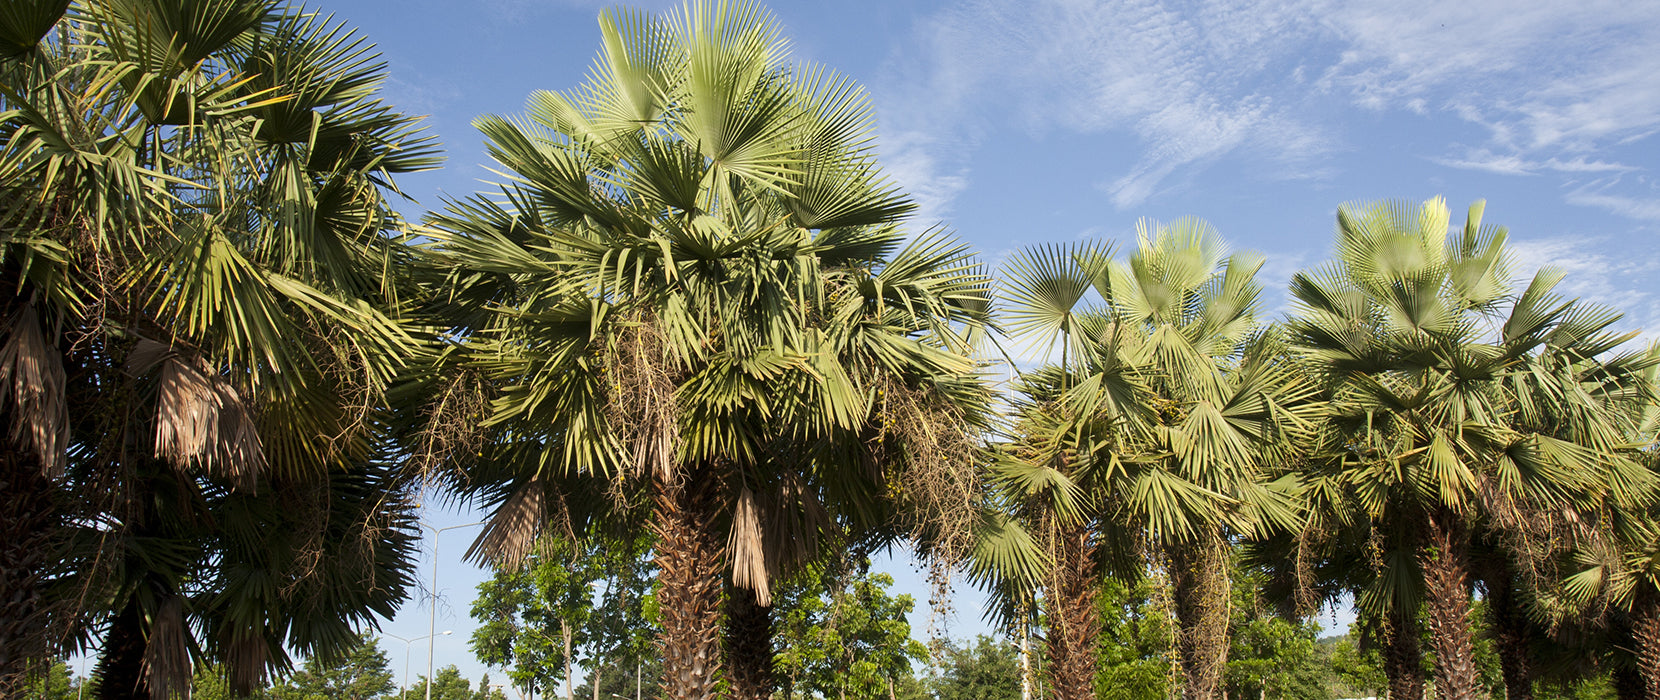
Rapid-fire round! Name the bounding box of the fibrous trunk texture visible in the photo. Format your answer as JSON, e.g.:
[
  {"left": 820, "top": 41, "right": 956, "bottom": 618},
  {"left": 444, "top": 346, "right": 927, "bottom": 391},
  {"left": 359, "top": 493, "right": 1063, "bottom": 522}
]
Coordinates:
[
  {"left": 1421, "top": 513, "right": 1481, "bottom": 700},
  {"left": 652, "top": 463, "right": 725, "bottom": 700},
  {"left": 1484, "top": 567, "right": 1534, "bottom": 700},
  {"left": 1613, "top": 665, "right": 1644, "bottom": 700},
  {"left": 1632, "top": 590, "right": 1660, "bottom": 700},
  {"left": 1044, "top": 522, "right": 1098, "bottom": 700},
  {"left": 1169, "top": 529, "right": 1229, "bottom": 700},
  {"left": 724, "top": 584, "right": 775, "bottom": 700},
  {"left": 1383, "top": 605, "right": 1425, "bottom": 700},
  {"left": 0, "top": 450, "right": 62, "bottom": 695},
  {"left": 95, "top": 600, "right": 150, "bottom": 700}
]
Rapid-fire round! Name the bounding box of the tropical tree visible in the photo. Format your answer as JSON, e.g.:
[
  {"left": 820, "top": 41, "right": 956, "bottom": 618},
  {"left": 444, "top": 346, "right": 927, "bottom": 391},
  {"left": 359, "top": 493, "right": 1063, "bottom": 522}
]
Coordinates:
[
  {"left": 1093, "top": 575, "right": 1173, "bottom": 700},
  {"left": 265, "top": 633, "right": 397, "bottom": 700},
  {"left": 1285, "top": 197, "right": 1659, "bottom": 700},
  {"left": 0, "top": 0, "right": 437, "bottom": 695},
  {"left": 469, "top": 527, "right": 656, "bottom": 699},
  {"left": 993, "top": 220, "right": 1318, "bottom": 700},
  {"left": 771, "top": 559, "right": 928, "bottom": 700},
  {"left": 394, "top": 667, "right": 508, "bottom": 700},
  {"left": 930, "top": 636, "right": 1022, "bottom": 700},
  {"left": 412, "top": 2, "right": 991, "bottom": 699}
]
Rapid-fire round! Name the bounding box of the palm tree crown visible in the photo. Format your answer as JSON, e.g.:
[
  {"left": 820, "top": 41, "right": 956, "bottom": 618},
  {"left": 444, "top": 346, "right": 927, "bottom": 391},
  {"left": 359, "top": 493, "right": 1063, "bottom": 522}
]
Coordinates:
[
  {"left": 414, "top": 2, "right": 992, "bottom": 698},
  {"left": 1, "top": 0, "right": 439, "bottom": 695},
  {"left": 1286, "top": 197, "right": 1659, "bottom": 700}
]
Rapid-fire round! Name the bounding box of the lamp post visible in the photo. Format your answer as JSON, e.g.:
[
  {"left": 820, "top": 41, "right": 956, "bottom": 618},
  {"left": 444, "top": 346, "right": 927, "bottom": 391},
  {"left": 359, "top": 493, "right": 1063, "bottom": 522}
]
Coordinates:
[
  {"left": 424, "top": 520, "right": 486, "bottom": 700},
  {"left": 385, "top": 630, "right": 452, "bottom": 695}
]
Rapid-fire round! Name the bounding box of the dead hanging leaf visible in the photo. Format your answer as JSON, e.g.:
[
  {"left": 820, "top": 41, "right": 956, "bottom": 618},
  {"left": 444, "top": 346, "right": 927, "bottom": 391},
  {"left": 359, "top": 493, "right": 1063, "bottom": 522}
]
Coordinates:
[
  {"left": 602, "top": 311, "right": 682, "bottom": 482},
  {"left": 466, "top": 474, "right": 548, "bottom": 568},
  {"left": 220, "top": 628, "right": 272, "bottom": 696},
  {"left": 140, "top": 342, "right": 265, "bottom": 492},
  {"left": 761, "top": 472, "right": 827, "bottom": 576},
  {"left": 0, "top": 304, "right": 68, "bottom": 477},
  {"left": 728, "top": 486, "right": 771, "bottom": 606},
  {"left": 141, "top": 595, "right": 192, "bottom": 700}
]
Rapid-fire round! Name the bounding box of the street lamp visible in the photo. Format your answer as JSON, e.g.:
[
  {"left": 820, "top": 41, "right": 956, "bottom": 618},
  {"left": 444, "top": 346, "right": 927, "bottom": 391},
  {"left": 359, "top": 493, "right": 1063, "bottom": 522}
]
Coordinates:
[
  {"left": 384, "top": 630, "right": 452, "bottom": 695},
  {"left": 424, "top": 520, "right": 486, "bottom": 700}
]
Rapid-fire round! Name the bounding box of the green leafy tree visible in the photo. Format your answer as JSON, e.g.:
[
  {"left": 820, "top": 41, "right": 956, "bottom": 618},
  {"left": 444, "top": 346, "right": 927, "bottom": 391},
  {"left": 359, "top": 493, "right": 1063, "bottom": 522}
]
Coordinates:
[
  {"left": 470, "top": 529, "right": 655, "bottom": 698},
  {"left": 931, "top": 636, "right": 1020, "bottom": 700},
  {"left": 1326, "top": 630, "right": 1387, "bottom": 699},
  {"left": 395, "top": 666, "right": 506, "bottom": 700},
  {"left": 21, "top": 660, "right": 79, "bottom": 700},
  {"left": 773, "top": 562, "right": 927, "bottom": 700},
  {"left": 573, "top": 657, "right": 662, "bottom": 700},
  {"left": 1224, "top": 566, "right": 1327, "bottom": 700},
  {"left": 1094, "top": 577, "right": 1171, "bottom": 700},
  {"left": 266, "top": 634, "right": 396, "bottom": 700}
]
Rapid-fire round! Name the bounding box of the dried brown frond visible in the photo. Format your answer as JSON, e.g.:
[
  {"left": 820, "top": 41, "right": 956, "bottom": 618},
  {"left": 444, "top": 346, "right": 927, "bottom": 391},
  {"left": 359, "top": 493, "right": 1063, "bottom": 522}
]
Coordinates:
[
  {"left": 466, "top": 476, "right": 566, "bottom": 568},
  {"left": 759, "top": 472, "right": 827, "bottom": 580},
  {"left": 0, "top": 450, "right": 76, "bottom": 691},
  {"left": 407, "top": 369, "right": 489, "bottom": 488},
  {"left": 728, "top": 486, "right": 770, "bottom": 605},
  {"left": 220, "top": 630, "right": 271, "bottom": 697},
  {"left": 141, "top": 595, "right": 192, "bottom": 700},
  {"left": 602, "top": 310, "right": 682, "bottom": 483},
  {"left": 0, "top": 303, "right": 68, "bottom": 477},
  {"left": 146, "top": 346, "right": 265, "bottom": 492}
]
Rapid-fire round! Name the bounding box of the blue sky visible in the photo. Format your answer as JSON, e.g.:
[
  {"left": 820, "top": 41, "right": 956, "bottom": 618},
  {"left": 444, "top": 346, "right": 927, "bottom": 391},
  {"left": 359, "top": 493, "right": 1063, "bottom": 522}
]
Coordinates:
[{"left": 306, "top": 0, "right": 1660, "bottom": 688}]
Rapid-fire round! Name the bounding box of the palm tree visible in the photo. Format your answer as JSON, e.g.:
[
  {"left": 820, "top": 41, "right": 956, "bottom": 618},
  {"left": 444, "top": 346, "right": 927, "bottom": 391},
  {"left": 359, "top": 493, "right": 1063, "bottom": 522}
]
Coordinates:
[
  {"left": 412, "top": 3, "right": 991, "bottom": 699},
  {"left": 1286, "top": 197, "right": 1659, "bottom": 700},
  {"left": 992, "top": 220, "right": 1318, "bottom": 700},
  {"left": 0, "top": 0, "right": 438, "bottom": 695}
]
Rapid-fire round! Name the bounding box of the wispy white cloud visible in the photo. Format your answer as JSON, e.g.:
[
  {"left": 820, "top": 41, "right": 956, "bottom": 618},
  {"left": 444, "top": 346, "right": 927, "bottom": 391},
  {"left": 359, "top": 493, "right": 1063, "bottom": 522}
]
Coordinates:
[
  {"left": 880, "top": 0, "right": 1333, "bottom": 211},
  {"left": 882, "top": 0, "right": 1660, "bottom": 220},
  {"left": 1565, "top": 181, "right": 1660, "bottom": 222},
  {"left": 1508, "top": 234, "right": 1660, "bottom": 338},
  {"left": 880, "top": 130, "right": 970, "bottom": 228},
  {"left": 1432, "top": 149, "right": 1638, "bottom": 177}
]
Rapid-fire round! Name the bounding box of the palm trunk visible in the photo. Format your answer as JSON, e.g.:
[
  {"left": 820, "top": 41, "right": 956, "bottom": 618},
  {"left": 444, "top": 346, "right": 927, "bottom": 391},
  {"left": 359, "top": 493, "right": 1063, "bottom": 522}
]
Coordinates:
[
  {"left": 1169, "top": 529, "right": 1229, "bottom": 700},
  {"left": 95, "top": 600, "right": 150, "bottom": 700},
  {"left": 652, "top": 463, "right": 725, "bottom": 700},
  {"left": 1483, "top": 571, "right": 1533, "bottom": 700},
  {"left": 1382, "top": 606, "right": 1425, "bottom": 700},
  {"left": 1631, "top": 588, "right": 1660, "bottom": 700},
  {"left": 1612, "top": 665, "right": 1644, "bottom": 700},
  {"left": 724, "top": 584, "right": 775, "bottom": 700},
  {"left": 1044, "top": 522, "right": 1098, "bottom": 700},
  {"left": 0, "top": 450, "right": 61, "bottom": 695},
  {"left": 1420, "top": 513, "right": 1481, "bottom": 700}
]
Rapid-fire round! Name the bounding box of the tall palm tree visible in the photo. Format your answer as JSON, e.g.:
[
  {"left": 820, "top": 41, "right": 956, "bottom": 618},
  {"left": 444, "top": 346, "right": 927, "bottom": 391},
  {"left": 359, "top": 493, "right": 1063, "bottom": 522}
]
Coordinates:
[
  {"left": 0, "top": 1, "right": 438, "bottom": 695},
  {"left": 412, "top": 3, "right": 991, "bottom": 699},
  {"left": 992, "top": 220, "right": 1318, "bottom": 700},
  {"left": 1287, "top": 197, "right": 1658, "bottom": 700}
]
